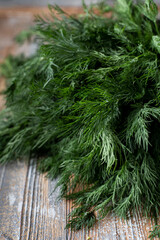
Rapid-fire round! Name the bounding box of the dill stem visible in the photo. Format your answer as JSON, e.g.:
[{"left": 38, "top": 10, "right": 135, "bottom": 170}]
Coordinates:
[{"left": 155, "top": 21, "right": 160, "bottom": 36}]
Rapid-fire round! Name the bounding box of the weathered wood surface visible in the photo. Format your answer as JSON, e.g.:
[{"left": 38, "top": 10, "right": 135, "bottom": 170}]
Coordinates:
[
  {"left": 0, "top": 6, "right": 84, "bottom": 63},
  {"left": 0, "top": 7, "right": 159, "bottom": 240},
  {"left": 0, "top": 159, "right": 158, "bottom": 240}
]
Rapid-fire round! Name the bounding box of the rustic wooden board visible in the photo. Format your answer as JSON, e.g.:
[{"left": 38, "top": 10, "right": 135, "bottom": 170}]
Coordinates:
[
  {"left": 0, "top": 159, "right": 158, "bottom": 240},
  {"left": 0, "top": 7, "right": 159, "bottom": 240},
  {"left": 0, "top": 6, "right": 83, "bottom": 63}
]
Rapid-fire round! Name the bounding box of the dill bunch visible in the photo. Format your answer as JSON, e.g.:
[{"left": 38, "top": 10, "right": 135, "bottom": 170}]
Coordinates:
[{"left": 1, "top": 0, "right": 160, "bottom": 236}]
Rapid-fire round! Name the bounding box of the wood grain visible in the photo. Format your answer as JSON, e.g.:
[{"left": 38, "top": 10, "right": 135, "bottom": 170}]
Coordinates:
[
  {"left": 0, "top": 6, "right": 83, "bottom": 63},
  {"left": 0, "top": 160, "right": 29, "bottom": 240},
  {"left": 0, "top": 7, "right": 159, "bottom": 240},
  {"left": 0, "top": 159, "right": 158, "bottom": 240},
  {"left": 19, "top": 159, "right": 67, "bottom": 240}
]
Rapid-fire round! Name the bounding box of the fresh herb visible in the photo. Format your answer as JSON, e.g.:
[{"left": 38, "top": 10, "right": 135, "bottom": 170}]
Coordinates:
[
  {"left": 1, "top": 0, "right": 160, "bottom": 237},
  {"left": 149, "top": 225, "right": 160, "bottom": 239}
]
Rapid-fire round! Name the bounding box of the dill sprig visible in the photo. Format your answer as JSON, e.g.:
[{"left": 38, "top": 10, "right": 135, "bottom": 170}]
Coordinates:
[{"left": 1, "top": 0, "right": 160, "bottom": 237}]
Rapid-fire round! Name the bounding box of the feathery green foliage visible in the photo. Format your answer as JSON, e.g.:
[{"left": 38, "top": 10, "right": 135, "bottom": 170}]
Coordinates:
[{"left": 1, "top": 0, "right": 160, "bottom": 237}]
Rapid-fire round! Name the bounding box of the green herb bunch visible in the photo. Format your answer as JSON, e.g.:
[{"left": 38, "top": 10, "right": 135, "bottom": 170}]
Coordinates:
[{"left": 1, "top": 0, "right": 160, "bottom": 236}]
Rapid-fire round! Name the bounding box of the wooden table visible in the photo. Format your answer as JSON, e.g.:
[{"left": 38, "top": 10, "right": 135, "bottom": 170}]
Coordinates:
[{"left": 0, "top": 7, "right": 159, "bottom": 240}]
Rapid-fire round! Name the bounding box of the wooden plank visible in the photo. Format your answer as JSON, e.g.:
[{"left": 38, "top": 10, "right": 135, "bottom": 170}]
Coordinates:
[
  {"left": 115, "top": 212, "right": 153, "bottom": 240},
  {"left": 0, "top": 160, "right": 29, "bottom": 240},
  {"left": 19, "top": 159, "right": 67, "bottom": 240},
  {"left": 0, "top": 6, "right": 83, "bottom": 63},
  {"left": 0, "top": 6, "right": 83, "bottom": 15},
  {"left": 0, "top": 159, "right": 67, "bottom": 240},
  {"left": 0, "top": 158, "right": 159, "bottom": 240},
  {"left": 0, "top": 76, "right": 6, "bottom": 111},
  {"left": 0, "top": 0, "right": 99, "bottom": 7}
]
